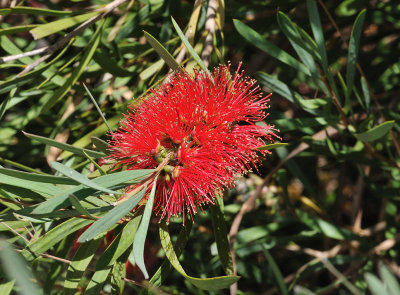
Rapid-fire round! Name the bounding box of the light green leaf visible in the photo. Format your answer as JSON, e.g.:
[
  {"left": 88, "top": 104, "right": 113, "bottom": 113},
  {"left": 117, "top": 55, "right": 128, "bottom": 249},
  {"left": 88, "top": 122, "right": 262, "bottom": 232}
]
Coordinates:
[
  {"left": 0, "top": 280, "right": 14, "bottom": 295},
  {"left": 159, "top": 222, "right": 240, "bottom": 290},
  {"left": 144, "top": 31, "right": 180, "bottom": 71},
  {"left": 0, "top": 25, "right": 37, "bottom": 37},
  {"left": 77, "top": 187, "right": 146, "bottom": 243},
  {"left": 171, "top": 17, "right": 212, "bottom": 79},
  {"left": 132, "top": 177, "right": 158, "bottom": 279},
  {"left": 211, "top": 194, "right": 233, "bottom": 275},
  {"left": 30, "top": 11, "right": 100, "bottom": 39},
  {"left": 68, "top": 194, "right": 95, "bottom": 218},
  {"left": 233, "top": 19, "right": 311, "bottom": 76},
  {"left": 365, "top": 273, "right": 387, "bottom": 295},
  {"left": 50, "top": 161, "right": 121, "bottom": 195},
  {"left": 354, "top": 121, "right": 395, "bottom": 142},
  {"left": 90, "top": 137, "right": 109, "bottom": 154},
  {"left": 346, "top": 10, "right": 366, "bottom": 102},
  {"left": 24, "top": 131, "right": 105, "bottom": 159},
  {"left": 0, "top": 166, "right": 77, "bottom": 185},
  {"left": 0, "top": 240, "right": 41, "bottom": 295}
]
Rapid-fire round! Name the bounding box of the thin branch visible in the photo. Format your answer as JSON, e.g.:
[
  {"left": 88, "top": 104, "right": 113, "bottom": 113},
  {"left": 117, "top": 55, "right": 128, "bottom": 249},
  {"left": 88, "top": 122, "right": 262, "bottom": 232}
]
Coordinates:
[
  {"left": 1, "top": 221, "right": 30, "bottom": 244},
  {"left": 201, "top": 0, "right": 218, "bottom": 68}
]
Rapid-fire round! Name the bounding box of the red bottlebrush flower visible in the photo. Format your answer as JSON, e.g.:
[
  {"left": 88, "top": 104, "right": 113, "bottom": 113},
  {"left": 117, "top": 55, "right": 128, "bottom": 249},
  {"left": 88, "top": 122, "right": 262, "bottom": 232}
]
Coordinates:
[{"left": 108, "top": 64, "right": 278, "bottom": 222}]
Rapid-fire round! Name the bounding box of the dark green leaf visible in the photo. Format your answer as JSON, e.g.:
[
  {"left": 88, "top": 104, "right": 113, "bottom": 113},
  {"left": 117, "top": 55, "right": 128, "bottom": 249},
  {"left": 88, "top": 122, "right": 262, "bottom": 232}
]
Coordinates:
[
  {"left": 234, "top": 19, "right": 311, "bottom": 76},
  {"left": 144, "top": 31, "right": 180, "bottom": 71},
  {"left": 346, "top": 10, "right": 366, "bottom": 102}
]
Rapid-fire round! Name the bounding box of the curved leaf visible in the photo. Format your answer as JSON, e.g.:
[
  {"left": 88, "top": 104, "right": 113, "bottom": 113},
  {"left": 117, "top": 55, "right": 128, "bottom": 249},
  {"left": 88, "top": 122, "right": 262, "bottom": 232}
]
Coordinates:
[
  {"left": 132, "top": 177, "right": 158, "bottom": 279},
  {"left": 159, "top": 222, "right": 240, "bottom": 290},
  {"left": 354, "top": 121, "right": 395, "bottom": 142}
]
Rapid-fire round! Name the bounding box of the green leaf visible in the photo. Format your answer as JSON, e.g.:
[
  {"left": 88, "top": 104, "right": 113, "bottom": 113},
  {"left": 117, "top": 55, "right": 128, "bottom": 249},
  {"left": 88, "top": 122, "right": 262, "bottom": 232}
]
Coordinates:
[
  {"left": 211, "top": 194, "right": 233, "bottom": 275},
  {"left": 234, "top": 19, "right": 311, "bottom": 76},
  {"left": 346, "top": 10, "right": 366, "bottom": 102},
  {"left": 41, "top": 22, "right": 102, "bottom": 111},
  {"left": 91, "top": 137, "right": 110, "bottom": 154},
  {"left": 144, "top": 31, "right": 180, "bottom": 71},
  {"left": 23, "top": 131, "right": 105, "bottom": 159},
  {"left": 365, "top": 273, "right": 388, "bottom": 295},
  {"left": 132, "top": 177, "right": 158, "bottom": 279},
  {"left": 77, "top": 187, "right": 146, "bottom": 243},
  {"left": 379, "top": 262, "right": 400, "bottom": 295},
  {"left": 296, "top": 209, "right": 362, "bottom": 241},
  {"left": 0, "top": 280, "right": 14, "bottom": 295},
  {"left": 0, "top": 6, "right": 73, "bottom": 16},
  {"left": 21, "top": 218, "right": 92, "bottom": 261},
  {"left": 93, "top": 51, "right": 135, "bottom": 77},
  {"left": 95, "top": 215, "right": 142, "bottom": 270},
  {"left": 68, "top": 194, "right": 95, "bottom": 218},
  {"left": 50, "top": 161, "right": 121, "bottom": 195},
  {"left": 0, "top": 25, "right": 37, "bottom": 37},
  {"left": 110, "top": 249, "right": 130, "bottom": 295},
  {"left": 0, "top": 240, "right": 41, "bottom": 295},
  {"left": 84, "top": 267, "right": 112, "bottom": 295},
  {"left": 0, "top": 166, "right": 77, "bottom": 185},
  {"left": 277, "top": 12, "right": 320, "bottom": 71},
  {"left": 0, "top": 171, "right": 60, "bottom": 197},
  {"left": 255, "top": 72, "right": 319, "bottom": 115},
  {"left": 361, "top": 77, "right": 370, "bottom": 112},
  {"left": 354, "top": 121, "right": 395, "bottom": 142},
  {"left": 64, "top": 237, "right": 103, "bottom": 294},
  {"left": 32, "top": 169, "right": 154, "bottom": 214},
  {"left": 159, "top": 222, "right": 240, "bottom": 290},
  {"left": 171, "top": 17, "right": 212, "bottom": 80},
  {"left": 30, "top": 11, "right": 100, "bottom": 39},
  {"left": 306, "top": 0, "right": 328, "bottom": 72},
  {"left": 262, "top": 247, "right": 288, "bottom": 295},
  {"left": 257, "top": 143, "right": 288, "bottom": 150}
]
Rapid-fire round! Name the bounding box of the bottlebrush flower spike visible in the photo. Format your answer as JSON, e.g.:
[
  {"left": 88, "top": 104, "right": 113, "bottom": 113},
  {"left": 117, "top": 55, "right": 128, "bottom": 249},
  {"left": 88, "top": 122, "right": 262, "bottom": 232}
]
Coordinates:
[{"left": 108, "top": 64, "right": 278, "bottom": 222}]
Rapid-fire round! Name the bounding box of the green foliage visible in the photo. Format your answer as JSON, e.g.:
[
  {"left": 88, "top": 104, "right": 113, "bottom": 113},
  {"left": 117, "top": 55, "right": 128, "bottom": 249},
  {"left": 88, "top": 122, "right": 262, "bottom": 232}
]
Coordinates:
[{"left": 0, "top": 0, "right": 399, "bottom": 294}]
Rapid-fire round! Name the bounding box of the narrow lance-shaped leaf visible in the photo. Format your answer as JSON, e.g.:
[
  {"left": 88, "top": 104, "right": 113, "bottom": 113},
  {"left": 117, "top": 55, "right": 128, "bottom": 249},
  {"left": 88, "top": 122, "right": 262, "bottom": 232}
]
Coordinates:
[
  {"left": 77, "top": 187, "right": 147, "bottom": 243},
  {"left": 50, "top": 161, "right": 121, "bottom": 195},
  {"left": 354, "top": 121, "right": 395, "bottom": 142},
  {"left": 233, "top": 19, "right": 311, "bottom": 76},
  {"left": 171, "top": 16, "right": 213, "bottom": 80},
  {"left": 0, "top": 240, "right": 41, "bottom": 295},
  {"left": 144, "top": 31, "right": 180, "bottom": 71},
  {"left": 211, "top": 193, "right": 233, "bottom": 275},
  {"left": 159, "top": 222, "right": 240, "bottom": 290},
  {"left": 346, "top": 10, "right": 366, "bottom": 103},
  {"left": 23, "top": 131, "right": 105, "bottom": 159},
  {"left": 30, "top": 11, "right": 100, "bottom": 40},
  {"left": 132, "top": 176, "right": 158, "bottom": 279}
]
